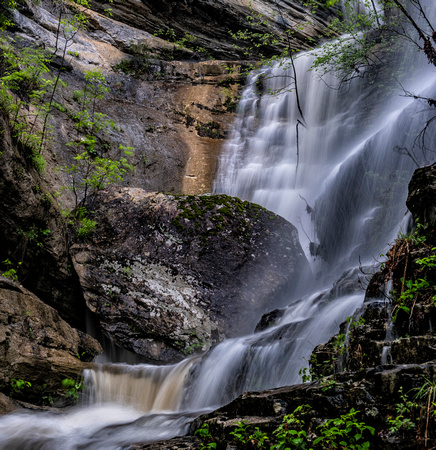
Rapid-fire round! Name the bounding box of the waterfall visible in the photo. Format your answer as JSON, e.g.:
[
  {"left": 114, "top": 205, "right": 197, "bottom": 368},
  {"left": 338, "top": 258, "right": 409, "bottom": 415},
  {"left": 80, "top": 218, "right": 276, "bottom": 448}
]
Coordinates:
[
  {"left": 1, "top": 2, "right": 436, "bottom": 449},
  {"left": 214, "top": 47, "right": 436, "bottom": 278}
]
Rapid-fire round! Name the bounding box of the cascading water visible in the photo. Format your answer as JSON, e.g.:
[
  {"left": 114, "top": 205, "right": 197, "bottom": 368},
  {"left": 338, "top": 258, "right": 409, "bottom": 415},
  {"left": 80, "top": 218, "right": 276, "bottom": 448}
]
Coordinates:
[{"left": 1, "top": 2, "right": 436, "bottom": 449}]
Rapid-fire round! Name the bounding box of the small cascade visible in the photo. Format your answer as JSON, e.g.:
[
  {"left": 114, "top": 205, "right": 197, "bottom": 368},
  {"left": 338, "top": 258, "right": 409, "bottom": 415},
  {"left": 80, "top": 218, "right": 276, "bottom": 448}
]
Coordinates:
[{"left": 84, "top": 357, "right": 197, "bottom": 412}]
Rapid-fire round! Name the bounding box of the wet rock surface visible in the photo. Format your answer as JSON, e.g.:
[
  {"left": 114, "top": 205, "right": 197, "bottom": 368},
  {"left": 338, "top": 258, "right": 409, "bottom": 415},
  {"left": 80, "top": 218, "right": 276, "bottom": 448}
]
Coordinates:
[{"left": 70, "top": 186, "right": 310, "bottom": 363}]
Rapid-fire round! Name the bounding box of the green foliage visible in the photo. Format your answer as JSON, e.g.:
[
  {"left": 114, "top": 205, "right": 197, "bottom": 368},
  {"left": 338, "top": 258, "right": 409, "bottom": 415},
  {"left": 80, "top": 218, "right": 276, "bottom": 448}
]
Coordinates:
[
  {"left": 391, "top": 236, "right": 436, "bottom": 321},
  {"left": 314, "top": 408, "right": 375, "bottom": 449},
  {"left": 230, "top": 420, "right": 269, "bottom": 448},
  {"left": 61, "top": 377, "right": 83, "bottom": 402},
  {"left": 388, "top": 388, "right": 417, "bottom": 433},
  {"left": 76, "top": 216, "right": 97, "bottom": 239},
  {"left": 393, "top": 277, "right": 435, "bottom": 321},
  {"left": 416, "top": 249, "right": 436, "bottom": 269},
  {"left": 10, "top": 378, "right": 31, "bottom": 396},
  {"left": 0, "top": 36, "right": 54, "bottom": 153},
  {"left": 195, "top": 423, "right": 217, "bottom": 450},
  {"left": 272, "top": 405, "right": 311, "bottom": 449},
  {"left": 62, "top": 70, "right": 134, "bottom": 206},
  {"left": 64, "top": 206, "right": 97, "bottom": 239},
  {"left": 195, "top": 405, "right": 375, "bottom": 449},
  {"left": 0, "top": 0, "right": 17, "bottom": 30},
  {"left": 299, "top": 366, "right": 312, "bottom": 383},
  {"left": 113, "top": 42, "right": 151, "bottom": 76},
  {"left": 17, "top": 224, "right": 50, "bottom": 247},
  {"left": 11, "top": 378, "right": 31, "bottom": 391},
  {"left": 1, "top": 258, "right": 21, "bottom": 281},
  {"left": 309, "top": 0, "right": 383, "bottom": 80},
  {"left": 398, "top": 221, "right": 427, "bottom": 246}
]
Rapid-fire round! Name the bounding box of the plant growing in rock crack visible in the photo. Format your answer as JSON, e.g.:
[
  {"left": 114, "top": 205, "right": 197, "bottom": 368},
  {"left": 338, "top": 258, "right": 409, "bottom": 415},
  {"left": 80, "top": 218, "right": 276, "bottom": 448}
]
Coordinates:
[
  {"left": 17, "top": 225, "right": 51, "bottom": 251},
  {"left": 230, "top": 420, "right": 269, "bottom": 448},
  {"left": 62, "top": 377, "right": 83, "bottom": 402},
  {"left": 113, "top": 42, "right": 152, "bottom": 77},
  {"left": 388, "top": 387, "right": 417, "bottom": 435},
  {"left": 1, "top": 258, "right": 21, "bottom": 281},
  {"left": 154, "top": 28, "right": 211, "bottom": 61},
  {"left": 390, "top": 242, "right": 436, "bottom": 323},
  {"left": 314, "top": 408, "right": 375, "bottom": 449},
  {"left": 194, "top": 423, "right": 217, "bottom": 450},
  {"left": 10, "top": 378, "right": 31, "bottom": 397},
  {"left": 272, "top": 405, "right": 311, "bottom": 449}
]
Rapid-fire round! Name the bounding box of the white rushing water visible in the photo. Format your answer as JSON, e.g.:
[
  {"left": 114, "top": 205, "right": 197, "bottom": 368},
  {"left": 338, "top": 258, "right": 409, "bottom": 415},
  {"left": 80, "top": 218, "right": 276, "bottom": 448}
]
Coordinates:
[{"left": 2, "top": 2, "right": 436, "bottom": 449}]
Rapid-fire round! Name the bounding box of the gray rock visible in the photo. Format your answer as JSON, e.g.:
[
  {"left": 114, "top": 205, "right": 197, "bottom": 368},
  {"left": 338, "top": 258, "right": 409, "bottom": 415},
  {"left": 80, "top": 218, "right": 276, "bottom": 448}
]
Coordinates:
[{"left": 70, "top": 187, "right": 310, "bottom": 363}]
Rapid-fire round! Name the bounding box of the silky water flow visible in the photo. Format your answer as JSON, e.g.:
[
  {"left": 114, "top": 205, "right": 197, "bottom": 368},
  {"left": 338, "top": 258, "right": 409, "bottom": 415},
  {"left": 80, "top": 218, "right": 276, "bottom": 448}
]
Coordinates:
[{"left": 1, "top": 3, "right": 436, "bottom": 448}]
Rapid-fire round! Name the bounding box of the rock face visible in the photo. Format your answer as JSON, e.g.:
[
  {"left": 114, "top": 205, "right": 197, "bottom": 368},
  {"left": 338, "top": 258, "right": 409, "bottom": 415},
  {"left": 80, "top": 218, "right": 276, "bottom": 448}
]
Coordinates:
[
  {"left": 0, "top": 112, "right": 88, "bottom": 328},
  {"left": 7, "top": 0, "right": 337, "bottom": 204},
  {"left": 89, "top": 0, "right": 336, "bottom": 60},
  {"left": 0, "top": 277, "right": 102, "bottom": 407},
  {"left": 70, "top": 186, "right": 310, "bottom": 363},
  {"left": 132, "top": 361, "right": 436, "bottom": 449}
]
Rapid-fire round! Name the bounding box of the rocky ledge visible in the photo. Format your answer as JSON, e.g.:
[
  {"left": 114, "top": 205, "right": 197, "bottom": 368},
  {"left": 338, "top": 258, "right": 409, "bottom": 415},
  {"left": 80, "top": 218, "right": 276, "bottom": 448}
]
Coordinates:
[{"left": 0, "top": 278, "right": 101, "bottom": 411}]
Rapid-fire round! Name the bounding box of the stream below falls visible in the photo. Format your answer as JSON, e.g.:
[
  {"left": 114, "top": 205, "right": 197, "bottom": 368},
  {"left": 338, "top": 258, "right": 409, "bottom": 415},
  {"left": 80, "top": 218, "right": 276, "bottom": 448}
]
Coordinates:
[{"left": 1, "top": 2, "right": 436, "bottom": 448}]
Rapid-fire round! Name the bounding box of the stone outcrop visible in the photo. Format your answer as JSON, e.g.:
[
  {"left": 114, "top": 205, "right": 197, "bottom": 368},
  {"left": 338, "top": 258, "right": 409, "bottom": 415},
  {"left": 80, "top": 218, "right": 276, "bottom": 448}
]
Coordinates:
[
  {"left": 0, "top": 277, "right": 102, "bottom": 407},
  {"left": 70, "top": 186, "right": 310, "bottom": 363},
  {"left": 129, "top": 361, "right": 436, "bottom": 449}
]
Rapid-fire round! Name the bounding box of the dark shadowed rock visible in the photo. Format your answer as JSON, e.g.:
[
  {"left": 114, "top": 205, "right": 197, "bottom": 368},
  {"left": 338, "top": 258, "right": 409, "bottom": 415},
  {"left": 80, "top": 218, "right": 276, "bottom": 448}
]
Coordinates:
[
  {"left": 70, "top": 186, "right": 310, "bottom": 363},
  {"left": 0, "top": 112, "right": 89, "bottom": 329},
  {"left": 406, "top": 162, "right": 436, "bottom": 235},
  {"left": 0, "top": 277, "right": 102, "bottom": 408}
]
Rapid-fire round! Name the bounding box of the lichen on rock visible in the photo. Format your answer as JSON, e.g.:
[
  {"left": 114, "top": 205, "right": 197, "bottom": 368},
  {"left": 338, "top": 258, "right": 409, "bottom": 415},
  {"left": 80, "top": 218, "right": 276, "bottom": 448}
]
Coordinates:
[{"left": 70, "top": 186, "right": 310, "bottom": 363}]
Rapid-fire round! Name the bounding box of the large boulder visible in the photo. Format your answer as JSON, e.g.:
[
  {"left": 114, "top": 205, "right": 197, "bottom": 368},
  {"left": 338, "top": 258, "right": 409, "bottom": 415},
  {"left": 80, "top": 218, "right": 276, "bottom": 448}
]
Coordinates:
[
  {"left": 0, "top": 277, "right": 102, "bottom": 408},
  {"left": 70, "top": 186, "right": 310, "bottom": 363}
]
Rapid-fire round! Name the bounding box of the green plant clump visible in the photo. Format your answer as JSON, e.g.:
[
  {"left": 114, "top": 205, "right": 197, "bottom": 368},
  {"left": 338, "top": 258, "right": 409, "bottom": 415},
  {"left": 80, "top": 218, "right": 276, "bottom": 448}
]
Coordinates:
[
  {"left": 61, "top": 377, "right": 83, "bottom": 402},
  {"left": 196, "top": 405, "right": 375, "bottom": 449}
]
